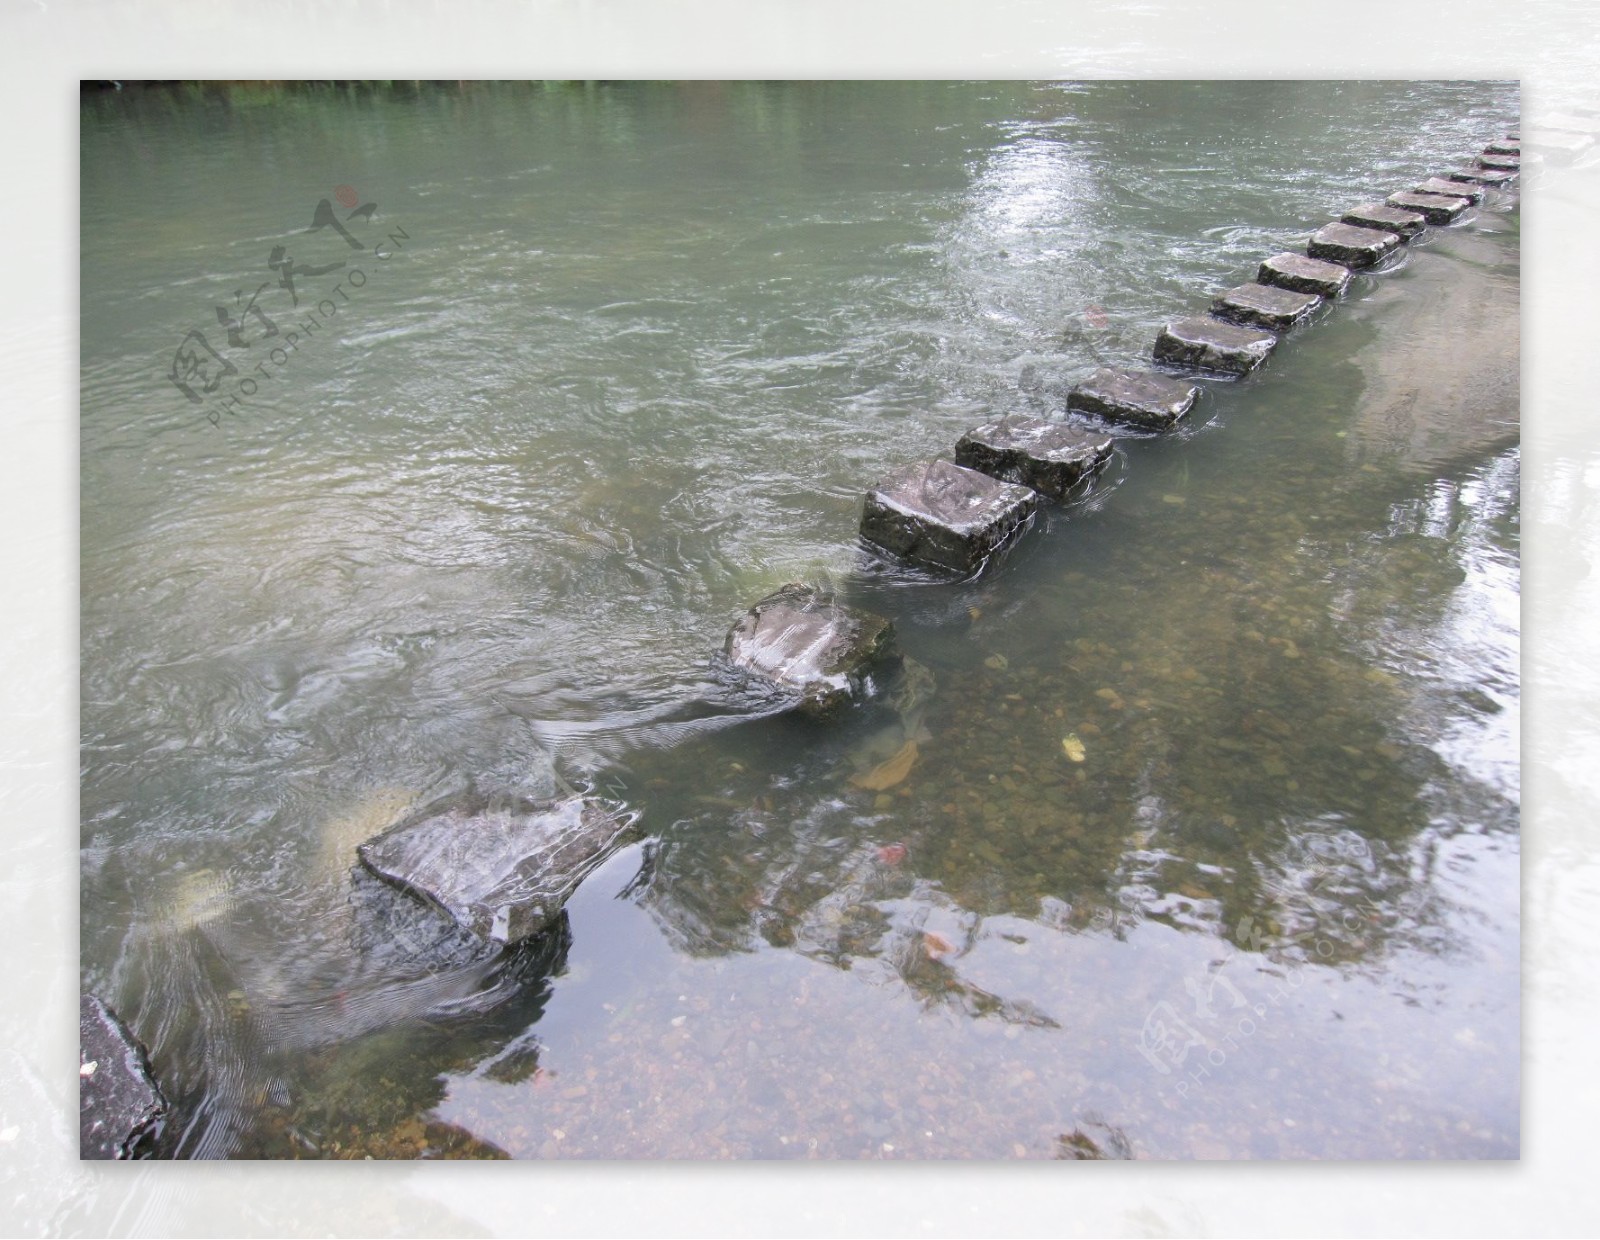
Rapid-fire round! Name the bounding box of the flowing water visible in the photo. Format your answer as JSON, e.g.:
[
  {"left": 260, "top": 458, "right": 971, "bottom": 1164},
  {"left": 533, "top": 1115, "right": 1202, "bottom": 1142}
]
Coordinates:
[{"left": 80, "top": 80, "right": 1519, "bottom": 1160}]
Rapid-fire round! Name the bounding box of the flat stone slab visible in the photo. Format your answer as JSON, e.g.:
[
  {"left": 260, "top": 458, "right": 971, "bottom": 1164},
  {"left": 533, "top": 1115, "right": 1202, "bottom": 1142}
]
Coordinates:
[
  {"left": 1307, "top": 222, "right": 1401, "bottom": 268},
  {"left": 1484, "top": 139, "right": 1520, "bottom": 156},
  {"left": 1210, "top": 281, "right": 1322, "bottom": 331},
  {"left": 1448, "top": 167, "right": 1518, "bottom": 188},
  {"left": 80, "top": 995, "right": 166, "bottom": 1159},
  {"left": 1066, "top": 366, "right": 1199, "bottom": 431},
  {"left": 722, "top": 582, "right": 895, "bottom": 714},
  {"left": 954, "top": 415, "right": 1113, "bottom": 499},
  {"left": 1477, "top": 152, "right": 1521, "bottom": 171},
  {"left": 1341, "top": 201, "right": 1427, "bottom": 239},
  {"left": 1386, "top": 191, "right": 1471, "bottom": 225},
  {"left": 359, "top": 796, "right": 637, "bottom": 946},
  {"left": 1153, "top": 315, "right": 1277, "bottom": 375},
  {"left": 1258, "top": 251, "right": 1352, "bottom": 299},
  {"left": 1415, "top": 176, "right": 1482, "bottom": 204},
  {"left": 861, "top": 458, "right": 1038, "bottom": 574}
]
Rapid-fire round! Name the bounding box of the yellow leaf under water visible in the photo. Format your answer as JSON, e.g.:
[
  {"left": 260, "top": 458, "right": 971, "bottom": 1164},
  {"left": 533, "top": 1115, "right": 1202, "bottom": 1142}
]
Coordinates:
[
  {"left": 851, "top": 740, "right": 920, "bottom": 791},
  {"left": 1061, "top": 734, "right": 1086, "bottom": 763}
]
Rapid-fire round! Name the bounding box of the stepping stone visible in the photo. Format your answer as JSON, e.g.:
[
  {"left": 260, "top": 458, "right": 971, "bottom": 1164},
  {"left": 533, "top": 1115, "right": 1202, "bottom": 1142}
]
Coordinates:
[
  {"left": 1386, "top": 190, "right": 1472, "bottom": 225},
  {"left": 954, "top": 415, "right": 1113, "bottom": 499},
  {"left": 1210, "top": 282, "right": 1322, "bottom": 331},
  {"left": 1153, "top": 315, "right": 1277, "bottom": 375},
  {"left": 1448, "top": 167, "right": 1518, "bottom": 188},
  {"left": 1066, "top": 366, "right": 1200, "bottom": 431},
  {"left": 722, "top": 582, "right": 896, "bottom": 715},
  {"left": 359, "top": 796, "right": 638, "bottom": 946},
  {"left": 1307, "top": 221, "right": 1401, "bottom": 268},
  {"left": 1257, "top": 251, "right": 1352, "bottom": 299},
  {"left": 1484, "top": 139, "right": 1520, "bottom": 155},
  {"left": 1415, "top": 176, "right": 1482, "bottom": 204},
  {"left": 80, "top": 995, "right": 166, "bottom": 1159},
  {"left": 1477, "top": 152, "right": 1521, "bottom": 171},
  {"left": 1340, "top": 202, "right": 1424, "bottom": 239},
  {"left": 860, "top": 459, "right": 1039, "bottom": 575}
]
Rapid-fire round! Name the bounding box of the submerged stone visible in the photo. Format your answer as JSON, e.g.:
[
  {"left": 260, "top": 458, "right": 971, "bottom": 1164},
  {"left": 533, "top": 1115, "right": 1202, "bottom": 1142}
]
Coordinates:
[
  {"left": 80, "top": 995, "right": 166, "bottom": 1159},
  {"left": 1414, "top": 176, "right": 1482, "bottom": 204},
  {"left": 1153, "top": 315, "right": 1277, "bottom": 375},
  {"left": 722, "top": 582, "right": 896, "bottom": 715},
  {"left": 1257, "top": 251, "right": 1352, "bottom": 299},
  {"left": 860, "top": 458, "right": 1039, "bottom": 575},
  {"left": 1066, "top": 366, "right": 1199, "bottom": 432},
  {"left": 1307, "top": 221, "right": 1401, "bottom": 268},
  {"left": 954, "top": 415, "right": 1113, "bottom": 499},
  {"left": 358, "top": 796, "right": 637, "bottom": 946},
  {"left": 1386, "top": 190, "right": 1471, "bottom": 225},
  {"left": 1210, "top": 282, "right": 1322, "bottom": 332},
  {"left": 1341, "top": 201, "right": 1427, "bottom": 239}
]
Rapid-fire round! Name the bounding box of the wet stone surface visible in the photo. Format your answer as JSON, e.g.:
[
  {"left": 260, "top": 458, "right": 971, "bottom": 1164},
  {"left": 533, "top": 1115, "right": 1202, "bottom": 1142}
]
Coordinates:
[
  {"left": 1340, "top": 201, "right": 1427, "bottom": 239},
  {"left": 722, "top": 582, "right": 897, "bottom": 715},
  {"left": 1258, "top": 251, "right": 1352, "bottom": 299},
  {"left": 359, "top": 797, "right": 638, "bottom": 946},
  {"left": 1066, "top": 367, "right": 1199, "bottom": 432},
  {"left": 861, "top": 459, "right": 1039, "bottom": 575},
  {"left": 1484, "top": 140, "right": 1520, "bottom": 156},
  {"left": 80, "top": 994, "right": 166, "bottom": 1159},
  {"left": 1153, "top": 315, "right": 1277, "bottom": 375},
  {"left": 1448, "top": 167, "right": 1517, "bottom": 188},
  {"left": 1210, "top": 282, "right": 1322, "bottom": 332},
  {"left": 1386, "top": 191, "right": 1471, "bottom": 225},
  {"left": 1477, "top": 153, "right": 1521, "bottom": 172},
  {"left": 1415, "top": 177, "right": 1482, "bottom": 204},
  {"left": 954, "top": 415, "right": 1113, "bottom": 500},
  {"left": 1307, "top": 222, "right": 1401, "bottom": 268}
]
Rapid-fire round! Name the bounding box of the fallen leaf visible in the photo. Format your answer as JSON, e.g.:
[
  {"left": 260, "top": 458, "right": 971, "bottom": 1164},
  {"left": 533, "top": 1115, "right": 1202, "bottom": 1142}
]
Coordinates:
[
  {"left": 923, "top": 931, "right": 956, "bottom": 959},
  {"left": 984, "top": 653, "right": 1009, "bottom": 670},
  {"left": 876, "top": 842, "right": 908, "bottom": 865},
  {"left": 851, "top": 740, "right": 919, "bottom": 791},
  {"left": 1061, "top": 734, "right": 1086, "bottom": 763}
]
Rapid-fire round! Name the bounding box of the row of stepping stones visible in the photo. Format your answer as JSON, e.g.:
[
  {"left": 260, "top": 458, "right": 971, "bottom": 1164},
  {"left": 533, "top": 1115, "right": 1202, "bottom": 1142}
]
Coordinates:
[
  {"left": 78, "top": 130, "right": 1522, "bottom": 1158},
  {"left": 719, "top": 127, "right": 1519, "bottom": 713}
]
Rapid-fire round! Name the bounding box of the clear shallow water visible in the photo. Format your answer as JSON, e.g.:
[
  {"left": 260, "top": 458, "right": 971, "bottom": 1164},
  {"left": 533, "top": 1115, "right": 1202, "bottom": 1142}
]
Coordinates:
[{"left": 80, "top": 80, "right": 1519, "bottom": 1160}]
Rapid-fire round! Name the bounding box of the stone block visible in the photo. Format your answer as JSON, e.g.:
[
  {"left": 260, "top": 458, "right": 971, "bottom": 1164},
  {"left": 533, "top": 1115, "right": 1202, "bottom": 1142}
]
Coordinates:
[
  {"left": 1153, "top": 315, "right": 1277, "bottom": 375},
  {"left": 1307, "top": 222, "right": 1401, "bottom": 268},
  {"left": 1341, "top": 201, "right": 1427, "bottom": 238},
  {"left": 1066, "top": 366, "right": 1200, "bottom": 431},
  {"left": 1386, "top": 191, "right": 1471, "bottom": 225},
  {"left": 1257, "top": 251, "right": 1352, "bottom": 298},
  {"left": 1210, "top": 282, "right": 1322, "bottom": 331},
  {"left": 80, "top": 995, "right": 166, "bottom": 1160},
  {"left": 722, "top": 582, "right": 896, "bottom": 714},
  {"left": 359, "top": 796, "right": 638, "bottom": 946},
  {"left": 1415, "top": 176, "right": 1482, "bottom": 204},
  {"left": 1477, "top": 152, "right": 1521, "bottom": 171},
  {"left": 860, "top": 459, "right": 1039, "bottom": 574},
  {"left": 1447, "top": 168, "right": 1517, "bottom": 188},
  {"left": 954, "top": 415, "right": 1113, "bottom": 499}
]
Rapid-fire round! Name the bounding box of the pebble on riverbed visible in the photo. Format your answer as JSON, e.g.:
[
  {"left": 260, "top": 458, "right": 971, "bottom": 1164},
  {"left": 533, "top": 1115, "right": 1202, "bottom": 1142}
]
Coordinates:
[
  {"left": 954, "top": 415, "right": 1113, "bottom": 500},
  {"left": 722, "top": 582, "right": 898, "bottom": 716},
  {"left": 861, "top": 459, "right": 1039, "bottom": 575}
]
